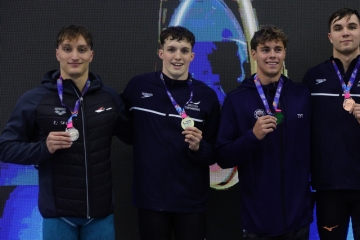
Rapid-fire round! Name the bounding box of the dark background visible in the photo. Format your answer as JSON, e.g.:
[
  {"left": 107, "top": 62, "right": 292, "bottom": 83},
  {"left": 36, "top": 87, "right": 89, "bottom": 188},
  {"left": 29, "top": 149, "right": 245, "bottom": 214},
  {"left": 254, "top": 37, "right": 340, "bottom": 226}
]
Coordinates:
[{"left": 1, "top": 0, "right": 359, "bottom": 239}]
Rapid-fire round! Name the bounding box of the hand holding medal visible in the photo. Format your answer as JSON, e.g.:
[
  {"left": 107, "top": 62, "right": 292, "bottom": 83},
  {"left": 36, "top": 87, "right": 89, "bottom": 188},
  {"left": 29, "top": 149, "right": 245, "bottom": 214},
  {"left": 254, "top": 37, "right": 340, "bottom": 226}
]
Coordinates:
[{"left": 182, "top": 126, "right": 202, "bottom": 151}]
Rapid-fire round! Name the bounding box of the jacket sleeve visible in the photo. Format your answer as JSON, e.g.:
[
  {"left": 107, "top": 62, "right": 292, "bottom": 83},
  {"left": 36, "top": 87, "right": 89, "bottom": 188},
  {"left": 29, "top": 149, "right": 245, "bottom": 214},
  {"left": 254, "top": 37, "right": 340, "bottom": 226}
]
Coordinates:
[
  {"left": 215, "top": 94, "right": 260, "bottom": 168},
  {"left": 117, "top": 77, "right": 138, "bottom": 145},
  {"left": 0, "top": 90, "right": 53, "bottom": 165},
  {"left": 105, "top": 85, "right": 133, "bottom": 144},
  {"left": 188, "top": 92, "right": 221, "bottom": 166}
]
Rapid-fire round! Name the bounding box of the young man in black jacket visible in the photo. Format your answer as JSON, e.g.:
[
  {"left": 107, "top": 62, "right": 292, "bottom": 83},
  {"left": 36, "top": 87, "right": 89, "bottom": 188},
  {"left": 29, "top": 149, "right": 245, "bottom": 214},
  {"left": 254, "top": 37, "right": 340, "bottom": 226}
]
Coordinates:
[
  {"left": 121, "top": 26, "right": 220, "bottom": 240},
  {"left": 303, "top": 8, "right": 360, "bottom": 239},
  {"left": 0, "top": 25, "right": 127, "bottom": 239}
]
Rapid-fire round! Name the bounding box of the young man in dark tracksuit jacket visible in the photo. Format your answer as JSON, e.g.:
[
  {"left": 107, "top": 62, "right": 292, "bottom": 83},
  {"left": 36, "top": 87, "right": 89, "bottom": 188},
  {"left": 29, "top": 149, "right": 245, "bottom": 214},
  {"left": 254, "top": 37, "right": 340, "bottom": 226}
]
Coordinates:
[
  {"left": 216, "top": 26, "right": 312, "bottom": 239},
  {"left": 121, "top": 26, "right": 220, "bottom": 240},
  {"left": 0, "top": 25, "right": 127, "bottom": 240},
  {"left": 303, "top": 8, "right": 360, "bottom": 239}
]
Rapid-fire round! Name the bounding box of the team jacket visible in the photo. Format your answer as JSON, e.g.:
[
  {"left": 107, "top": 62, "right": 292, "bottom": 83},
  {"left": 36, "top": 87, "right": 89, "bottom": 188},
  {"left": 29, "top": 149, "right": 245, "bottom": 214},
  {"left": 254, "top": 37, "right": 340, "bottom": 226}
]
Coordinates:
[
  {"left": 121, "top": 71, "right": 220, "bottom": 213},
  {"left": 0, "top": 70, "right": 127, "bottom": 218},
  {"left": 216, "top": 75, "right": 312, "bottom": 235},
  {"left": 303, "top": 55, "right": 360, "bottom": 191}
]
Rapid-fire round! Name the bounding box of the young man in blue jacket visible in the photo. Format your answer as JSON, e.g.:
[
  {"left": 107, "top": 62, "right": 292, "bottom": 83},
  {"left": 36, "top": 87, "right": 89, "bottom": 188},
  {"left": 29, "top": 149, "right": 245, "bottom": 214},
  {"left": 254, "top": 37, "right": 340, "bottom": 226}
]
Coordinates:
[
  {"left": 216, "top": 25, "right": 312, "bottom": 239},
  {"left": 0, "top": 25, "right": 127, "bottom": 239},
  {"left": 121, "top": 26, "right": 220, "bottom": 240},
  {"left": 303, "top": 8, "right": 360, "bottom": 239}
]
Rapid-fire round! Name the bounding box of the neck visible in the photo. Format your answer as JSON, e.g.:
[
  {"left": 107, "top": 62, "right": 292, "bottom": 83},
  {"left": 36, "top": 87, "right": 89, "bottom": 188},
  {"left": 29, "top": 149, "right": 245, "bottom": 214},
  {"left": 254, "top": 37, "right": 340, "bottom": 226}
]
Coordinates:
[
  {"left": 256, "top": 72, "right": 281, "bottom": 85},
  {"left": 333, "top": 49, "right": 360, "bottom": 72},
  {"left": 61, "top": 72, "right": 88, "bottom": 92}
]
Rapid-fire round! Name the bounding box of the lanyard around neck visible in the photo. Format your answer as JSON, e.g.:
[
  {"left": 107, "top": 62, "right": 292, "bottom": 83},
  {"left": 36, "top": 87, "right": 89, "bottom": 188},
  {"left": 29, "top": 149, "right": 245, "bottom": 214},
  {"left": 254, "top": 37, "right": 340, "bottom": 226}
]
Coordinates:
[
  {"left": 254, "top": 74, "right": 284, "bottom": 115},
  {"left": 57, "top": 76, "right": 90, "bottom": 128},
  {"left": 332, "top": 58, "right": 360, "bottom": 98},
  {"left": 160, "top": 73, "right": 193, "bottom": 119}
]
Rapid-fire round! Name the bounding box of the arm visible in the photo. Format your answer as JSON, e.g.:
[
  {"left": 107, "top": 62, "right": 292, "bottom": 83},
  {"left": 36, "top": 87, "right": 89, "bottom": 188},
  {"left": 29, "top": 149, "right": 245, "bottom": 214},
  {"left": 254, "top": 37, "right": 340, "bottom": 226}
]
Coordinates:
[
  {"left": 186, "top": 94, "right": 221, "bottom": 166},
  {"left": 216, "top": 94, "right": 273, "bottom": 168},
  {"left": 0, "top": 91, "right": 60, "bottom": 165}
]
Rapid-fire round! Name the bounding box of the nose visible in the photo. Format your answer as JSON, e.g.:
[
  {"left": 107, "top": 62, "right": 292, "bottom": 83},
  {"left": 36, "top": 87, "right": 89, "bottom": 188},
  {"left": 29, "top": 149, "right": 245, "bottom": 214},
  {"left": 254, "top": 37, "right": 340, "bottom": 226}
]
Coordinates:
[
  {"left": 174, "top": 50, "right": 181, "bottom": 59},
  {"left": 342, "top": 27, "right": 350, "bottom": 36},
  {"left": 269, "top": 49, "right": 276, "bottom": 58},
  {"left": 71, "top": 50, "right": 79, "bottom": 61}
]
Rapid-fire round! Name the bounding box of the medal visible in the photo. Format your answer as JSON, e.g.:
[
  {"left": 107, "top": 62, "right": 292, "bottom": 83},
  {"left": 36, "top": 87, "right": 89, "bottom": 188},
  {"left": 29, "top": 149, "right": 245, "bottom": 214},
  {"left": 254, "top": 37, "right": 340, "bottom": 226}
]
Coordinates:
[
  {"left": 160, "top": 73, "right": 195, "bottom": 131},
  {"left": 332, "top": 58, "right": 360, "bottom": 111},
  {"left": 274, "top": 110, "right": 284, "bottom": 124},
  {"left": 66, "top": 127, "right": 79, "bottom": 141},
  {"left": 181, "top": 116, "right": 195, "bottom": 130},
  {"left": 343, "top": 97, "right": 355, "bottom": 111}
]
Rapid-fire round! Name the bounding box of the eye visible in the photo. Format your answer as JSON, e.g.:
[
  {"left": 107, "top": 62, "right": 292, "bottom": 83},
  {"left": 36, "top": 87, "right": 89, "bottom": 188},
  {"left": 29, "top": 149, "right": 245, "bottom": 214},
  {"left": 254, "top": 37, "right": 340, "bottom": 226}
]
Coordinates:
[
  {"left": 78, "top": 47, "right": 88, "bottom": 53},
  {"left": 261, "top": 48, "right": 269, "bottom": 53},
  {"left": 333, "top": 26, "right": 342, "bottom": 31},
  {"left": 275, "top": 48, "right": 283, "bottom": 53},
  {"left": 181, "top": 49, "right": 190, "bottom": 54},
  {"left": 167, "top": 48, "right": 175, "bottom": 52},
  {"left": 63, "top": 47, "right": 72, "bottom": 52}
]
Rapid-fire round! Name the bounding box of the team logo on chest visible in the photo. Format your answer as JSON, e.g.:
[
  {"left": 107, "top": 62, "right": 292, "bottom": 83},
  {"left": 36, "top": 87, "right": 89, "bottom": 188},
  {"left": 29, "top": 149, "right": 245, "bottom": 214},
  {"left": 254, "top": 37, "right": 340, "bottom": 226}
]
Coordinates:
[
  {"left": 185, "top": 101, "right": 201, "bottom": 112},
  {"left": 254, "top": 109, "right": 265, "bottom": 119},
  {"left": 54, "top": 107, "right": 66, "bottom": 115}
]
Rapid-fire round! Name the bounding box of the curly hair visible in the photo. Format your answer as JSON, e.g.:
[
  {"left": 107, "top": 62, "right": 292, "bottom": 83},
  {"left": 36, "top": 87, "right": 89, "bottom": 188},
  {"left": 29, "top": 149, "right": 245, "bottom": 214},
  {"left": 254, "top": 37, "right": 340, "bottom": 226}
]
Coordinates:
[{"left": 250, "top": 25, "right": 288, "bottom": 50}]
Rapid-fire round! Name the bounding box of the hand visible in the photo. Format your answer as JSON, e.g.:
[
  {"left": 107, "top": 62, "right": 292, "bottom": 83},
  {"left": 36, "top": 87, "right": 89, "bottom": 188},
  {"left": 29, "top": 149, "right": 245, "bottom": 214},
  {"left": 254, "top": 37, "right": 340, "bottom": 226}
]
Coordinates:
[
  {"left": 46, "top": 131, "right": 73, "bottom": 154},
  {"left": 252, "top": 115, "right": 277, "bottom": 140},
  {"left": 182, "top": 126, "right": 202, "bottom": 151},
  {"left": 349, "top": 103, "right": 360, "bottom": 124}
]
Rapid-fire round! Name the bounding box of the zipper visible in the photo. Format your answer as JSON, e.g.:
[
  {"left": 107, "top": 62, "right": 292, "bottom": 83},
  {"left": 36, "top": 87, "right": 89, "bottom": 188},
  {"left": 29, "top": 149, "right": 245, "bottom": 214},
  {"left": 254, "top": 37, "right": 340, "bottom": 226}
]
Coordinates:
[
  {"left": 71, "top": 84, "right": 90, "bottom": 219},
  {"left": 80, "top": 97, "right": 90, "bottom": 219}
]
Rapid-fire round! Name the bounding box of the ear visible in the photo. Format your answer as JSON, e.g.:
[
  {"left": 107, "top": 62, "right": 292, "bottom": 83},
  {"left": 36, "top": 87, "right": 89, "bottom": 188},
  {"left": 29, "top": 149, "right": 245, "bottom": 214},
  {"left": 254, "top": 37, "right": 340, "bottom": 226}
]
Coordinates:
[
  {"left": 328, "top": 32, "right": 333, "bottom": 44},
  {"left": 251, "top": 49, "right": 257, "bottom": 61},
  {"left": 190, "top": 52, "right": 195, "bottom": 62},
  {"left": 56, "top": 49, "right": 60, "bottom": 61},
  {"left": 89, "top": 50, "right": 94, "bottom": 63},
  {"left": 158, "top": 48, "right": 164, "bottom": 60}
]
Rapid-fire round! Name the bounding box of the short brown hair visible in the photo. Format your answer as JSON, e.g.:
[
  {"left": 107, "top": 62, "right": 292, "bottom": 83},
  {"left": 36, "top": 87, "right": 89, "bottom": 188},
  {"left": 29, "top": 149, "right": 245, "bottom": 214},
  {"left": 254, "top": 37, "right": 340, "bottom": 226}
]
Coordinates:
[
  {"left": 250, "top": 25, "right": 288, "bottom": 50},
  {"left": 56, "top": 25, "right": 93, "bottom": 49}
]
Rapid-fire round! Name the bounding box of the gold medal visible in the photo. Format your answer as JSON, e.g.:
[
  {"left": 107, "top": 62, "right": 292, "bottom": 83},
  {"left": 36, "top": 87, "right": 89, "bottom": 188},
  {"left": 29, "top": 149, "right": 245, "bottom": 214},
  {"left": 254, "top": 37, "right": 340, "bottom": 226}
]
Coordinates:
[
  {"left": 343, "top": 97, "right": 355, "bottom": 111},
  {"left": 181, "top": 117, "right": 194, "bottom": 130}
]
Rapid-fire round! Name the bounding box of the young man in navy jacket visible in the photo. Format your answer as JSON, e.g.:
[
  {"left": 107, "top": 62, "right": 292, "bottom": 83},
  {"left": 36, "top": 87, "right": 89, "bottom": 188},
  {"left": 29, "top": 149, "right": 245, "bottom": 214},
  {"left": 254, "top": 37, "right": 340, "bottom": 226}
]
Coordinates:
[
  {"left": 121, "top": 26, "right": 220, "bottom": 240},
  {"left": 216, "top": 25, "right": 312, "bottom": 239},
  {"left": 0, "top": 25, "right": 127, "bottom": 239},
  {"left": 303, "top": 8, "right": 360, "bottom": 239}
]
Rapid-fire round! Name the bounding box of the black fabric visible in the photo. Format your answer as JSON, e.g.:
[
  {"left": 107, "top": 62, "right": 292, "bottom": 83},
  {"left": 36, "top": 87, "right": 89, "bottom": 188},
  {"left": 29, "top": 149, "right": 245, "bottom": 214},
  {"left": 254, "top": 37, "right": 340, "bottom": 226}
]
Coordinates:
[
  {"left": 316, "top": 190, "right": 360, "bottom": 240},
  {"left": 138, "top": 208, "right": 206, "bottom": 240}
]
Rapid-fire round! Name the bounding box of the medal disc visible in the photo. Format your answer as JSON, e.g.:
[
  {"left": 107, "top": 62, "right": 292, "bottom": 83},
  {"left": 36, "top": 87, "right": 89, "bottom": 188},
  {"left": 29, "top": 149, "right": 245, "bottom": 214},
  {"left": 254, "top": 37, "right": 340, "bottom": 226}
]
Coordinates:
[
  {"left": 181, "top": 117, "right": 194, "bottom": 130},
  {"left": 274, "top": 112, "right": 284, "bottom": 124},
  {"left": 66, "top": 127, "right": 79, "bottom": 141},
  {"left": 343, "top": 98, "right": 355, "bottom": 111}
]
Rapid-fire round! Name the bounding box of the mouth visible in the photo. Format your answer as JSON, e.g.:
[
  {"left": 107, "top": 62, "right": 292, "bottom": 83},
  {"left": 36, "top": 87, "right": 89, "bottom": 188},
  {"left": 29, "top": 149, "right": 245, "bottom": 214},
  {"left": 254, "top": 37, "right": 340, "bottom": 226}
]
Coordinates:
[
  {"left": 68, "top": 62, "right": 82, "bottom": 67},
  {"left": 172, "top": 63, "right": 184, "bottom": 67},
  {"left": 266, "top": 62, "right": 279, "bottom": 65}
]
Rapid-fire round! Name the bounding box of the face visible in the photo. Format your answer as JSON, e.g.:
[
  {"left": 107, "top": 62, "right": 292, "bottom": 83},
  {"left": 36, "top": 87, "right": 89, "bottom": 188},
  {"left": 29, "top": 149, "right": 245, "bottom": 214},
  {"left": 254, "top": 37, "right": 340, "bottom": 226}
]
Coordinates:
[
  {"left": 328, "top": 14, "right": 360, "bottom": 57},
  {"left": 56, "top": 35, "right": 94, "bottom": 81},
  {"left": 158, "top": 38, "right": 195, "bottom": 80},
  {"left": 251, "top": 41, "right": 286, "bottom": 81}
]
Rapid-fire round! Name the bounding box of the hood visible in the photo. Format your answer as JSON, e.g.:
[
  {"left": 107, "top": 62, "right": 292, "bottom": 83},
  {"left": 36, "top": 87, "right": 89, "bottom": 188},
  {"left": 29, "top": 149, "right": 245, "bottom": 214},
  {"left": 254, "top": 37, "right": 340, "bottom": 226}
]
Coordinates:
[
  {"left": 238, "top": 73, "right": 293, "bottom": 96},
  {"left": 40, "top": 70, "right": 103, "bottom": 93}
]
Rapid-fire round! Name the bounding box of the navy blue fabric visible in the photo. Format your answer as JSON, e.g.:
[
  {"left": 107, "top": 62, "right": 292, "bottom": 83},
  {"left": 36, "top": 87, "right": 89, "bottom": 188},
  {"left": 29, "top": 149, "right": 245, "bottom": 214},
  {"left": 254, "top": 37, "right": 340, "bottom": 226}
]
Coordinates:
[
  {"left": 121, "top": 71, "right": 220, "bottom": 213},
  {"left": 216, "top": 74, "right": 313, "bottom": 235},
  {"left": 0, "top": 70, "right": 127, "bottom": 218},
  {"left": 303, "top": 55, "right": 360, "bottom": 191}
]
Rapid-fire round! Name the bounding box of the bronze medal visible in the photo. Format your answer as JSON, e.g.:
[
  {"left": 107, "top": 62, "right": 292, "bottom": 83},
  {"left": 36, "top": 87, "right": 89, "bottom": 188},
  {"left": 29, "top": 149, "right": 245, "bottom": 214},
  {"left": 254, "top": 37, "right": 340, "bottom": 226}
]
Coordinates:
[
  {"left": 343, "top": 97, "right": 355, "bottom": 111},
  {"left": 181, "top": 117, "right": 195, "bottom": 130}
]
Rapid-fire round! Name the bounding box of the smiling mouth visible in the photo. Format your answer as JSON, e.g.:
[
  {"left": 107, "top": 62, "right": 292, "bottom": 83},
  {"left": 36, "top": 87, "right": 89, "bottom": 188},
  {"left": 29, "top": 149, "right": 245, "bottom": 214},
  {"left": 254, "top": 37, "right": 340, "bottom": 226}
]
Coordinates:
[{"left": 172, "top": 63, "right": 183, "bottom": 67}]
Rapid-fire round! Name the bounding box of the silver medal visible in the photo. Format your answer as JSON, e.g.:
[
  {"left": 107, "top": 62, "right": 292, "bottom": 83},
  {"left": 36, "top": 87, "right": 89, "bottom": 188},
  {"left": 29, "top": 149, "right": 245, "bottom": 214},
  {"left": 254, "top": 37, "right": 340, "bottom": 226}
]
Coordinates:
[{"left": 66, "top": 127, "right": 79, "bottom": 141}]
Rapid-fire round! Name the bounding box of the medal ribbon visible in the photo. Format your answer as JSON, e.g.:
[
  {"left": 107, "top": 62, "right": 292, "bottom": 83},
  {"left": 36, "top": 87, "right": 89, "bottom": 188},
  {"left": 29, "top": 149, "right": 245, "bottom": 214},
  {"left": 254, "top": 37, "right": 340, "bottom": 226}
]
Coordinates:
[
  {"left": 254, "top": 74, "right": 284, "bottom": 115},
  {"left": 332, "top": 57, "right": 360, "bottom": 99},
  {"left": 57, "top": 76, "right": 91, "bottom": 128},
  {"left": 160, "top": 73, "right": 193, "bottom": 119}
]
